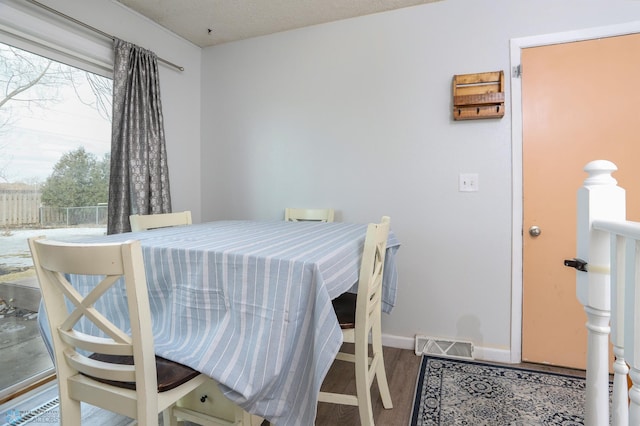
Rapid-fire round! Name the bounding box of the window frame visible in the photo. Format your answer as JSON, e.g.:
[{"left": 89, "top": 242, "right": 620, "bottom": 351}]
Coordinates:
[{"left": 0, "top": 1, "right": 114, "bottom": 402}]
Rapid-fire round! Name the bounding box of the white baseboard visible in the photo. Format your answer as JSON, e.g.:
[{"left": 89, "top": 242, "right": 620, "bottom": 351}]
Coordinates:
[
  {"left": 382, "top": 333, "right": 414, "bottom": 350},
  {"left": 471, "top": 345, "right": 512, "bottom": 364},
  {"left": 382, "top": 333, "right": 514, "bottom": 364}
]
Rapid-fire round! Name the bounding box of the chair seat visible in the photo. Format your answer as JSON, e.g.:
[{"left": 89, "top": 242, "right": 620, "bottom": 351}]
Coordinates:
[
  {"left": 87, "top": 354, "right": 200, "bottom": 392},
  {"left": 332, "top": 293, "right": 357, "bottom": 329}
]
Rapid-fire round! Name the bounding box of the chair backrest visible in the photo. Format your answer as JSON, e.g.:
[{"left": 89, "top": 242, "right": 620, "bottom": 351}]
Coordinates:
[
  {"left": 284, "top": 208, "right": 335, "bottom": 222},
  {"left": 355, "top": 216, "right": 390, "bottom": 340},
  {"left": 28, "top": 237, "right": 158, "bottom": 409},
  {"left": 129, "top": 211, "right": 192, "bottom": 231}
]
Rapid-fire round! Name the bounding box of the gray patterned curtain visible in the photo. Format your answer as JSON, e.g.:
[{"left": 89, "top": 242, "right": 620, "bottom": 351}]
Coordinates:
[{"left": 108, "top": 39, "right": 172, "bottom": 234}]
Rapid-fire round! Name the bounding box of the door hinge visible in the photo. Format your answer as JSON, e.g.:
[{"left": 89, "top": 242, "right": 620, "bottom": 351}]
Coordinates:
[{"left": 512, "top": 64, "right": 522, "bottom": 78}]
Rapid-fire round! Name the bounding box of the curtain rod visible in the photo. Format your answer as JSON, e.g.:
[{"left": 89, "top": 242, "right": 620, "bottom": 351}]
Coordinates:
[{"left": 25, "top": 0, "right": 184, "bottom": 72}]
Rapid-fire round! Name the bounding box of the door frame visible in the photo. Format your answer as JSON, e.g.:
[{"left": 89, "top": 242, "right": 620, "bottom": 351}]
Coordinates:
[{"left": 509, "top": 20, "right": 640, "bottom": 364}]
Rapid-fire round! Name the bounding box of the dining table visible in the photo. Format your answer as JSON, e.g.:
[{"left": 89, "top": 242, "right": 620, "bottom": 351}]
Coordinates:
[{"left": 37, "top": 220, "right": 401, "bottom": 425}]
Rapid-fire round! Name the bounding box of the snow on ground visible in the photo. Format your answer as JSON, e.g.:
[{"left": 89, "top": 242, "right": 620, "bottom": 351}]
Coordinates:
[{"left": 0, "top": 227, "right": 107, "bottom": 268}]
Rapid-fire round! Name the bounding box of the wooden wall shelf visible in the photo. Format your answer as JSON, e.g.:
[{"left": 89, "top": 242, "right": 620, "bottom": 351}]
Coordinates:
[{"left": 453, "top": 71, "right": 505, "bottom": 120}]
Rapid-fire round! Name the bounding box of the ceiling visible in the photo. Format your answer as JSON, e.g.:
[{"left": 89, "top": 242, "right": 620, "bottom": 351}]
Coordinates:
[{"left": 116, "top": 0, "right": 443, "bottom": 47}]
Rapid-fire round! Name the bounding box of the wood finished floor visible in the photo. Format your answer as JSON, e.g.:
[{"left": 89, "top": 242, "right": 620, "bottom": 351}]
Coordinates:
[
  {"left": 315, "top": 345, "right": 421, "bottom": 425},
  {"left": 7, "top": 346, "right": 587, "bottom": 426},
  {"left": 314, "top": 345, "right": 587, "bottom": 426}
]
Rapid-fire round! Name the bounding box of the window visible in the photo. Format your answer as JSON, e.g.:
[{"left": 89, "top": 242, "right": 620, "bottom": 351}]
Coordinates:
[{"left": 0, "top": 41, "right": 112, "bottom": 401}]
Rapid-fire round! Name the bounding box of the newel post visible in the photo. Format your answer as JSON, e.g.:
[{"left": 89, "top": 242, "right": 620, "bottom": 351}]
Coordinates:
[{"left": 577, "top": 160, "right": 625, "bottom": 425}]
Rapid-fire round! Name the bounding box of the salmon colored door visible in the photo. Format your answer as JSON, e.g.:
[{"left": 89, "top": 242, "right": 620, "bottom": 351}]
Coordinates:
[{"left": 522, "top": 33, "right": 640, "bottom": 369}]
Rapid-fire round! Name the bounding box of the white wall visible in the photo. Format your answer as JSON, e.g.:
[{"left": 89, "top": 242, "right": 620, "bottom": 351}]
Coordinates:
[
  {"left": 200, "top": 0, "right": 640, "bottom": 361},
  {"left": 0, "top": 0, "right": 203, "bottom": 222},
  {"left": 9, "top": 0, "right": 640, "bottom": 363}
]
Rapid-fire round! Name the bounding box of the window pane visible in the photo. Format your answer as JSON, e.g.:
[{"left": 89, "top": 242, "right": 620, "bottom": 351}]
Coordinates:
[{"left": 0, "top": 42, "right": 112, "bottom": 400}]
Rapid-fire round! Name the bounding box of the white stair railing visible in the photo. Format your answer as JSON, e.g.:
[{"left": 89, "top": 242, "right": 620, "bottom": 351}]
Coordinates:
[{"left": 574, "top": 159, "right": 640, "bottom": 425}]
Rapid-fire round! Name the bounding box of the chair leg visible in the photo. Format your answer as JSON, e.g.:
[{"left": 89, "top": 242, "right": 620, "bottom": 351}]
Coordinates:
[
  {"left": 163, "top": 407, "right": 179, "bottom": 426},
  {"left": 355, "top": 365, "right": 374, "bottom": 425},
  {"left": 59, "top": 396, "right": 82, "bottom": 426},
  {"left": 374, "top": 355, "right": 393, "bottom": 409},
  {"left": 371, "top": 319, "right": 393, "bottom": 409},
  {"left": 355, "top": 336, "right": 375, "bottom": 426}
]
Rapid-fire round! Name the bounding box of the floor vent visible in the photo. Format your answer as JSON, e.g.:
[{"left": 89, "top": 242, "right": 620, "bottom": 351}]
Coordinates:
[
  {"left": 415, "top": 335, "right": 474, "bottom": 360},
  {"left": 4, "top": 397, "right": 59, "bottom": 426}
]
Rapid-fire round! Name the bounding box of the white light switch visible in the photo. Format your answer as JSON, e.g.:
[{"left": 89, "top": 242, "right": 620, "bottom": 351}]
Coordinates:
[{"left": 459, "top": 173, "right": 479, "bottom": 192}]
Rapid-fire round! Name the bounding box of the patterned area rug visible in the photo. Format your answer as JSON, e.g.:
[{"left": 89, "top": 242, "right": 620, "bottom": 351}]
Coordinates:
[{"left": 411, "top": 356, "right": 592, "bottom": 425}]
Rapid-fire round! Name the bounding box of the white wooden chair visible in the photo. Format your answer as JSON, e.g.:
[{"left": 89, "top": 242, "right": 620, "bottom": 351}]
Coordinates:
[
  {"left": 129, "top": 211, "right": 192, "bottom": 232},
  {"left": 28, "top": 236, "right": 208, "bottom": 425},
  {"left": 284, "top": 208, "right": 334, "bottom": 222},
  {"left": 317, "top": 216, "right": 393, "bottom": 425}
]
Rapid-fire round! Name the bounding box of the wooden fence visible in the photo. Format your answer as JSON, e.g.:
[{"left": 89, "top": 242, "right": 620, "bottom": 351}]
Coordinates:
[
  {"left": 0, "top": 189, "right": 107, "bottom": 227},
  {"left": 0, "top": 189, "right": 41, "bottom": 226}
]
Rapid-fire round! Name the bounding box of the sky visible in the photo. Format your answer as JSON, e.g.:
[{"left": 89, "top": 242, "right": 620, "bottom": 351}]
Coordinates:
[
  {"left": 3, "top": 85, "right": 111, "bottom": 183},
  {"left": 1, "top": 46, "right": 112, "bottom": 184}
]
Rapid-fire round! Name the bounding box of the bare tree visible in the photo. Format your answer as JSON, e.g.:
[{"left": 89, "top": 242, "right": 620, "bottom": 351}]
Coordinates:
[
  {"left": 72, "top": 71, "right": 112, "bottom": 121},
  {"left": 0, "top": 43, "right": 112, "bottom": 181}
]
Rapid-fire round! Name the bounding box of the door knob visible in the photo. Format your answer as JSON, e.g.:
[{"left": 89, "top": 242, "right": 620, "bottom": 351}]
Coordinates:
[{"left": 529, "top": 225, "right": 541, "bottom": 237}]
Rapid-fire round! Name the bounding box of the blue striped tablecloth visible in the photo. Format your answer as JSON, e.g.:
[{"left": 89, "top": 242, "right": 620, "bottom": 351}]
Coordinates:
[{"left": 38, "top": 220, "right": 400, "bottom": 425}]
